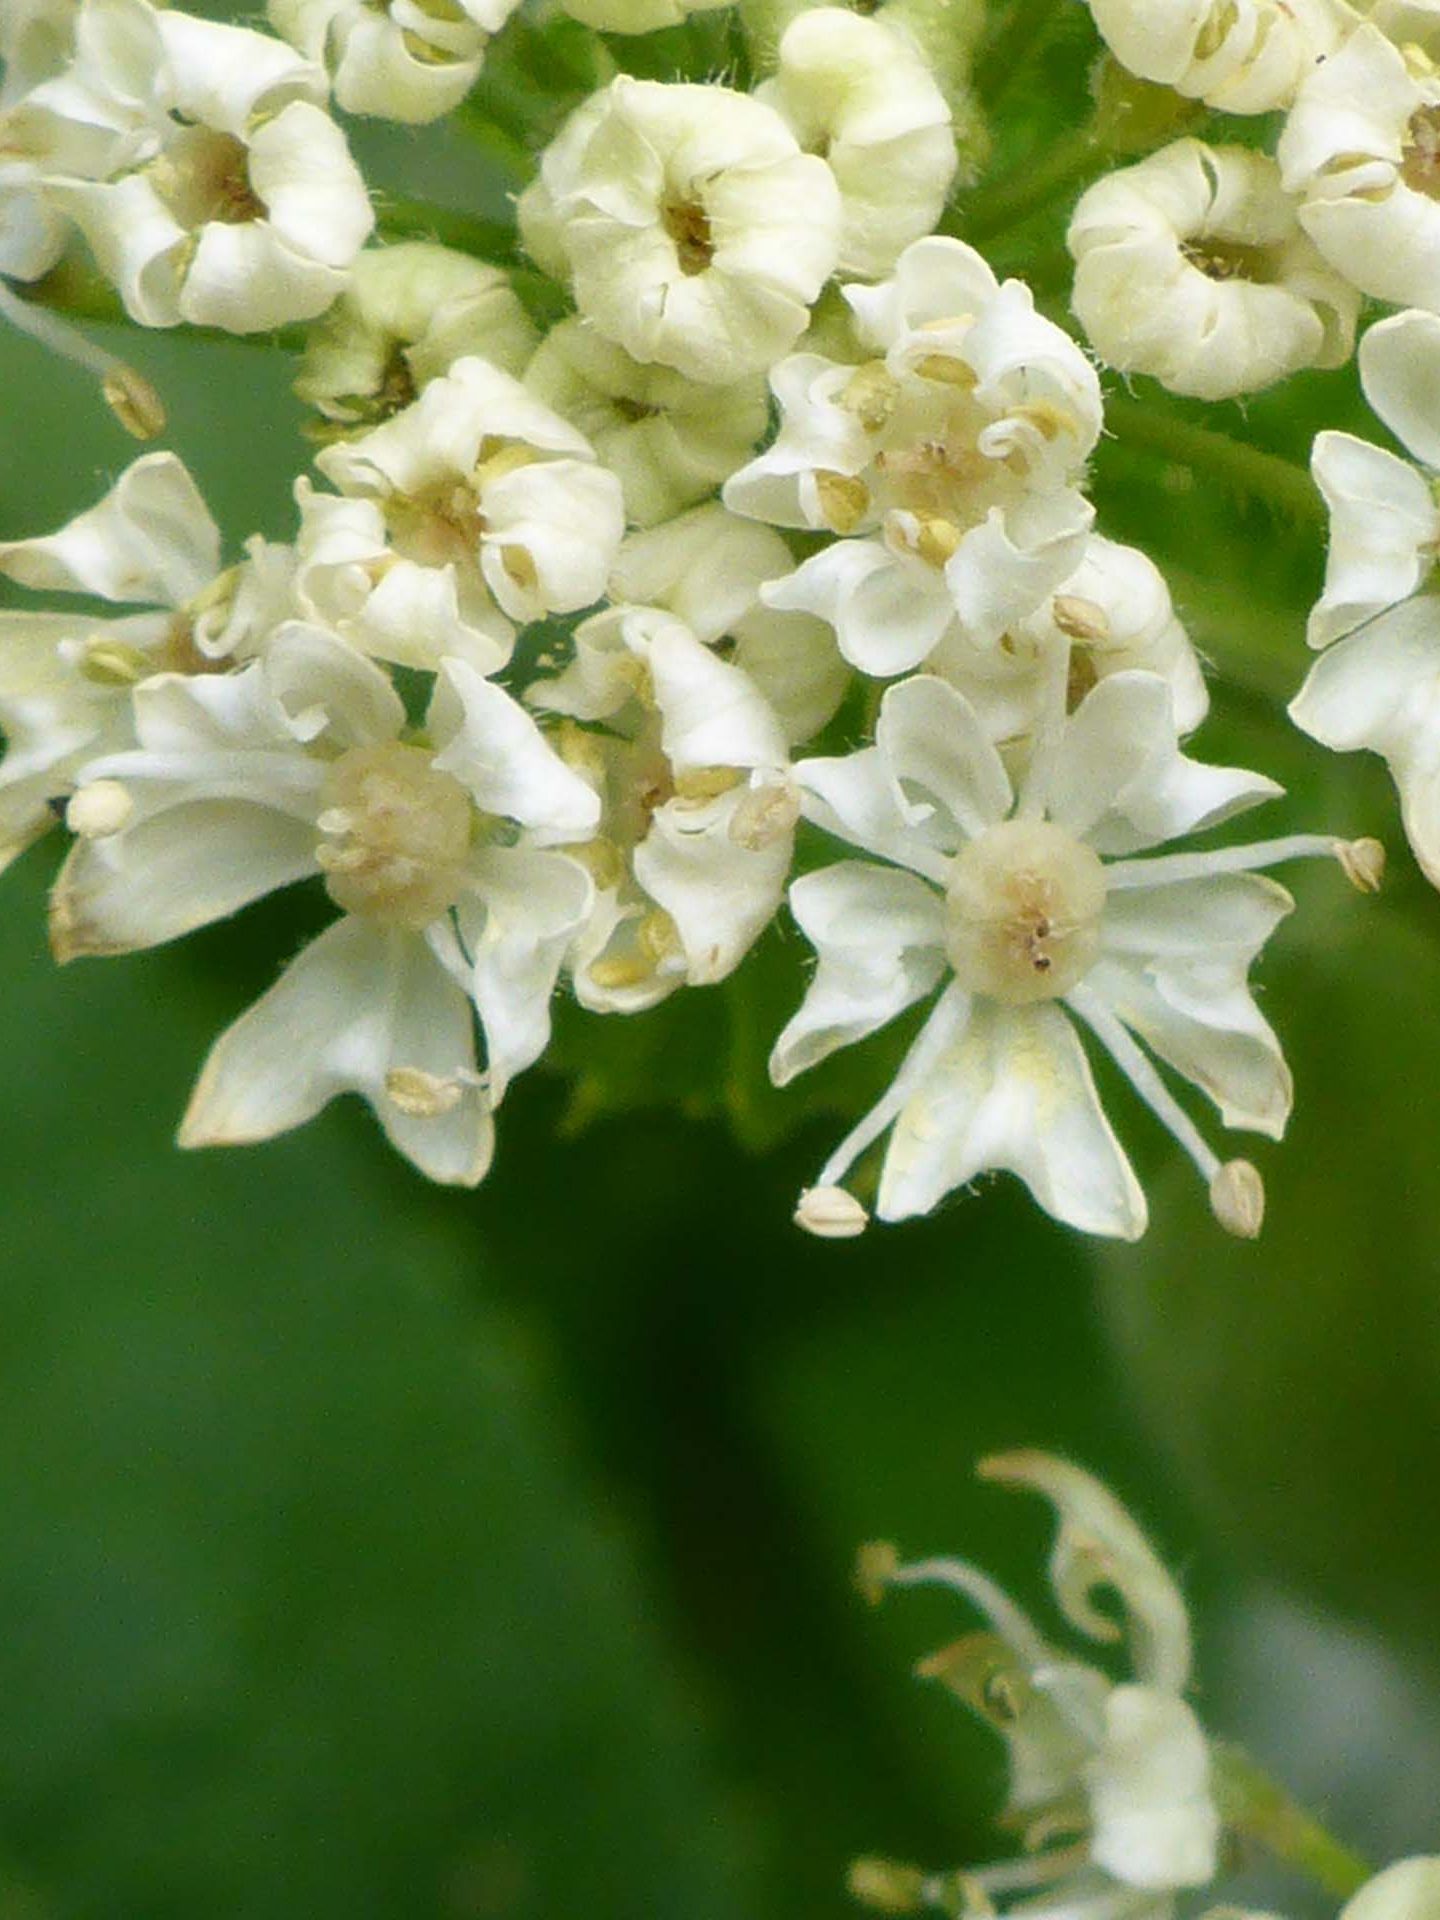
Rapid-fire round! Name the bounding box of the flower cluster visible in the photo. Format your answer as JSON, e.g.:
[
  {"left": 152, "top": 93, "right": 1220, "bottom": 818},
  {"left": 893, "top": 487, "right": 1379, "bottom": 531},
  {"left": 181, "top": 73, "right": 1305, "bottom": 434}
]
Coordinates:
[{"left": 0, "top": 0, "right": 1392, "bottom": 1244}]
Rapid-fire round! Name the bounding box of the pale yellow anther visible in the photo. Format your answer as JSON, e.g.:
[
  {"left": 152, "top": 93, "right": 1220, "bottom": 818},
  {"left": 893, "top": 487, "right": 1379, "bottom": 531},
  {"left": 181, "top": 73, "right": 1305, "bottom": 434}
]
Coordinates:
[
  {"left": 1010, "top": 400, "right": 1077, "bottom": 443},
  {"left": 846, "top": 1858, "right": 927, "bottom": 1914},
  {"left": 910, "top": 513, "right": 962, "bottom": 569},
  {"left": 814, "top": 468, "right": 870, "bottom": 534},
  {"left": 840, "top": 361, "right": 900, "bottom": 433},
  {"left": 1209, "top": 1158, "right": 1264, "bottom": 1239},
  {"left": 384, "top": 1067, "right": 466, "bottom": 1117},
  {"left": 638, "top": 906, "right": 680, "bottom": 963},
  {"left": 66, "top": 779, "right": 134, "bottom": 839},
  {"left": 1193, "top": 0, "right": 1240, "bottom": 61},
  {"left": 673, "top": 765, "right": 743, "bottom": 804},
  {"left": 553, "top": 719, "right": 608, "bottom": 785},
  {"left": 1052, "top": 594, "right": 1110, "bottom": 643},
  {"left": 472, "top": 441, "right": 540, "bottom": 489},
  {"left": 913, "top": 351, "right": 978, "bottom": 391},
  {"left": 1337, "top": 836, "right": 1385, "bottom": 893},
  {"left": 500, "top": 543, "right": 539, "bottom": 592},
  {"left": 79, "top": 637, "right": 151, "bottom": 687},
  {"left": 102, "top": 364, "right": 166, "bottom": 441},
  {"left": 568, "top": 835, "right": 626, "bottom": 890},
  {"left": 795, "top": 1184, "right": 869, "bottom": 1241},
  {"left": 854, "top": 1539, "right": 900, "bottom": 1606},
  {"left": 728, "top": 777, "right": 800, "bottom": 851},
  {"left": 588, "top": 949, "right": 656, "bottom": 990}
]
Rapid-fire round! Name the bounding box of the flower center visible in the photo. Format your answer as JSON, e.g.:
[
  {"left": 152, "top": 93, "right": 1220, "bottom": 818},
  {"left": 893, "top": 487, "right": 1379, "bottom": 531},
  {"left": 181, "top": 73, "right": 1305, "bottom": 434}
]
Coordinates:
[
  {"left": 316, "top": 742, "right": 473, "bottom": 930},
  {"left": 1403, "top": 105, "right": 1440, "bottom": 198},
  {"left": 1180, "top": 237, "right": 1275, "bottom": 282},
  {"left": 662, "top": 198, "right": 714, "bottom": 275},
  {"left": 151, "top": 128, "right": 266, "bottom": 228},
  {"left": 944, "top": 819, "right": 1106, "bottom": 1004}
]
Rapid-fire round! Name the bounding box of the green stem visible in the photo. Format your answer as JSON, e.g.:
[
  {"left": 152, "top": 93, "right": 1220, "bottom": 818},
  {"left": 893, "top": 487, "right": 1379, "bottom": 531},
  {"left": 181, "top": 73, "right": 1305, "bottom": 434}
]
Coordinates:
[
  {"left": 951, "top": 122, "right": 1105, "bottom": 243},
  {"left": 1102, "top": 394, "right": 1323, "bottom": 526},
  {"left": 375, "top": 198, "right": 521, "bottom": 263},
  {"left": 972, "top": 0, "right": 1067, "bottom": 104},
  {"left": 1214, "top": 1745, "right": 1374, "bottom": 1900},
  {"left": 735, "top": 0, "right": 812, "bottom": 75}
]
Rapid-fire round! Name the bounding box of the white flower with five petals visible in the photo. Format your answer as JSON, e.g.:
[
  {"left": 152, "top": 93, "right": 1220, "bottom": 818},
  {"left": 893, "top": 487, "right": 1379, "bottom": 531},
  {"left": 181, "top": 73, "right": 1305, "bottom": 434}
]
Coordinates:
[
  {"left": 1085, "top": 0, "right": 1344, "bottom": 116},
  {"left": 772, "top": 668, "right": 1355, "bottom": 1240},
  {"left": 724, "top": 236, "right": 1103, "bottom": 676},
  {"left": 52, "top": 622, "right": 599, "bottom": 1183},
  {"left": 268, "top": 0, "right": 518, "bottom": 125},
  {"left": 297, "top": 353, "right": 625, "bottom": 674}
]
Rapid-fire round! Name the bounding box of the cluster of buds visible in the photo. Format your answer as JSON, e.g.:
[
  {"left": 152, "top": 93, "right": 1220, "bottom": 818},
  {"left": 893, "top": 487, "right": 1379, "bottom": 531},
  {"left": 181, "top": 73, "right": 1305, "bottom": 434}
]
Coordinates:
[{"left": 0, "top": 0, "right": 1404, "bottom": 1246}]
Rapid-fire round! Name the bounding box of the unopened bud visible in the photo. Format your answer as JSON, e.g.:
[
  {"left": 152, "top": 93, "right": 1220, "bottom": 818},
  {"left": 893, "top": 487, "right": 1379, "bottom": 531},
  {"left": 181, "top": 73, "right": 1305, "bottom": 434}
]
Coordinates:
[
  {"left": 729, "top": 776, "right": 800, "bottom": 851},
  {"left": 1210, "top": 1158, "right": 1264, "bottom": 1239},
  {"left": 66, "top": 779, "right": 133, "bottom": 839},
  {"left": 847, "top": 1858, "right": 927, "bottom": 1913},
  {"left": 1052, "top": 594, "right": 1109, "bottom": 643},
  {"left": 384, "top": 1066, "right": 466, "bottom": 1117},
  {"left": 795, "top": 1184, "right": 869, "bottom": 1239},
  {"left": 102, "top": 364, "right": 166, "bottom": 441},
  {"left": 854, "top": 1539, "right": 899, "bottom": 1607},
  {"left": 1336, "top": 836, "right": 1385, "bottom": 893}
]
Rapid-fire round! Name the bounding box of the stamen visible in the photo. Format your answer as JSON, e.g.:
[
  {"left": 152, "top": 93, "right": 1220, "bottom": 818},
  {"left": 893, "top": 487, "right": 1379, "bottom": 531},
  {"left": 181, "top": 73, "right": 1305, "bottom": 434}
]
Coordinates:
[
  {"left": 1066, "top": 982, "right": 1219, "bottom": 1183},
  {"left": 1101, "top": 833, "right": 1372, "bottom": 891},
  {"left": 883, "top": 1555, "right": 1052, "bottom": 1667},
  {"left": 0, "top": 280, "right": 165, "bottom": 440},
  {"left": 816, "top": 985, "right": 967, "bottom": 1189}
]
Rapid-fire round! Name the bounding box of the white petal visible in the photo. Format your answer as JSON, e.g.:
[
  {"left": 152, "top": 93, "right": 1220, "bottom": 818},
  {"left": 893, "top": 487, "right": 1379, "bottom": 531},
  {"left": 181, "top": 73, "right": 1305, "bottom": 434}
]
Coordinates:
[
  {"left": 875, "top": 674, "right": 1012, "bottom": 844},
  {"left": 1308, "top": 431, "right": 1439, "bottom": 648},
  {"left": 179, "top": 220, "right": 347, "bottom": 333},
  {"left": 770, "top": 859, "right": 946, "bottom": 1083},
  {"left": 180, "top": 915, "right": 493, "bottom": 1185},
  {"left": 796, "top": 743, "right": 951, "bottom": 881},
  {"left": 460, "top": 844, "right": 592, "bottom": 1099},
  {"left": 478, "top": 456, "right": 623, "bottom": 622},
  {"left": 634, "top": 781, "right": 792, "bottom": 983},
  {"left": 0, "top": 450, "right": 219, "bottom": 605},
  {"left": 877, "top": 999, "right": 1148, "bottom": 1238},
  {"left": 245, "top": 99, "right": 374, "bottom": 269},
  {"left": 1341, "top": 1861, "right": 1440, "bottom": 1920},
  {"left": 648, "top": 621, "right": 788, "bottom": 772},
  {"left": 1087, "top": 1688, "right": 1219, "bottom": 1891},
  {"left": 429, "top": 659, "right": 600, "bottom": 839},
  {"left": 1359, "top": 308, "right": 1440, "bottom": 470}
]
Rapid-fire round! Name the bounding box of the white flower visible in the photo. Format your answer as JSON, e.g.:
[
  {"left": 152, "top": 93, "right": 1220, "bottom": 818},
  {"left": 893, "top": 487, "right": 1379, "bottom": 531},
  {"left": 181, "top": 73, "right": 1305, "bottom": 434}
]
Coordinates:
[
  {"left": 268, "top": 0, "right": 518, "bottom": 124},
  {"left": 1292, "top": 311, "right": 1440, "bottom": 884},
  {"left": 725, "top": 236, "right": 1102, "bottom": 675},
  {"left": 1338, "top": 1862, "right": 1440, "bottom": 1920},
  {"left": 608, "top": 504, "right": 849, "bottom": 742},
  {"left": 52, "top": 621, "right": 599, "bottom": 1181},
  {"left": 930, "top": 533, "right": 1209, "bottom": 759},
  {"left": 297, "top": 354, "right": 625, "bottom": 674},
  {"left": 42, "top": 0, "right": 373, "bottom": 332},
  {"left": 522, "top": 76, "right": 842, "bottom": 385},
  {"left": 1069, "top": 142, "right": 1358, "bottom": 402},
  {"left": 531, "top": 605, "right": 797, "bottom": 1011},
  {"left": 0, "top": 450, "right": 289, "bottom": 868},
  {"left": 1085, "top": 0, "right": 1344, "bottom": 115},
  {"left": 295, "top": 242, "right": 536, "bottom": 427},
  {"left": 1279, "top": 23, "right": 1440, "bottom": 313},
  {"left": 768, "top": 666, "right": 1359, "bottom": 1240},
  {"left": 756, "top": 9, "right": 956, "bottom": 279},
  {"left": 1, "top": 0, "right": 78, "bottom": 102},
  {"left": 524, "top": 317, "right": 769, "bottom": 529},
  {"left": 863, "top": 1452, "right": 1219, "bottom": 1901}
]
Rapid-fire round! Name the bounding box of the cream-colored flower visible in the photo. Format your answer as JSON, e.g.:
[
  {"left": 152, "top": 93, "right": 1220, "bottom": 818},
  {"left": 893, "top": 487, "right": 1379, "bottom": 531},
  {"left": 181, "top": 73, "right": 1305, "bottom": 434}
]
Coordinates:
[
  {"left": 726, "top": 236, "right": 1102, "bottom": 675},
  {"left": 268, "top": 0, "right": 518, "bottom": 124},
  {"left": 295, "top": 242, "right": 536, "bottom": 427},
  {"left": 523, "top": 76, "right": 842, "bottom": 385},
  {"left": 524, "top": 318, "right": 768, "bottom": 528},
  {"left": 43, "top": 0, "right": 373, "bottom": 332},
  {"left": 1070, "top": 141, "right": 1358, "bottom": 401},
  {"left": 757, "top": 8, "right": 956, "bottom": 279},
  {"left": 554, "top": 0, "right": 725, "bottom": 33},
  {"left": 1085, "top": 0, "right": 1345, "bottom": 115},
  {"left": 531, "top": 605, "right": 797, "bottom": 1012},
  {"left": 298, "top": 354, "right": 625, "bottom": 673}
]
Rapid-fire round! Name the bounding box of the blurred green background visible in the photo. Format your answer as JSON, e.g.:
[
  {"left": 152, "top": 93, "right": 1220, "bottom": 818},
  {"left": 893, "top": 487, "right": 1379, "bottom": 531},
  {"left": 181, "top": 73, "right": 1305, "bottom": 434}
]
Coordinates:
[{"left": 3, "top": 3, "right": 1440, "bottom": 1913}]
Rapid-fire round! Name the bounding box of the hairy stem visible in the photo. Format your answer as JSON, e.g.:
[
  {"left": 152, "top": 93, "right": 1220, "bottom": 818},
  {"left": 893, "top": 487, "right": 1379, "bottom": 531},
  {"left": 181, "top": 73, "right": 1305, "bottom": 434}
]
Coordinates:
[
  {"left": 951, "top": 122, "right": 1105, "bottom": 243},
  {"left": 1102, "top": 394, "right": 1323, "bottom": 526},
  {"left": 1214, "top": 1744, "right": 1374, "bottom": 1900}
]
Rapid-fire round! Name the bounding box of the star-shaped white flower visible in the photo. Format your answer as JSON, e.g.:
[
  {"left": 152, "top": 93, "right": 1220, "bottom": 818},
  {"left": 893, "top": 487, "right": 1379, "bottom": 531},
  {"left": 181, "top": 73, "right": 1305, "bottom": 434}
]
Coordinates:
[
  {"left": 53, "top": 622, "right": 599, "bottom": 1182},
  {"left": 774, "top": 668, "right": 1366, "bottom": 1239}
]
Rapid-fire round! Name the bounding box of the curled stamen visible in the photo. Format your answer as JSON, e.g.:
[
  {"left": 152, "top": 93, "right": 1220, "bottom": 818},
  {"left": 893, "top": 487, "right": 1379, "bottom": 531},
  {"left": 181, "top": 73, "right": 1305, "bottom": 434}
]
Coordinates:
[{"left": 0, "top": 279, "right": 165, "bottom": 440}]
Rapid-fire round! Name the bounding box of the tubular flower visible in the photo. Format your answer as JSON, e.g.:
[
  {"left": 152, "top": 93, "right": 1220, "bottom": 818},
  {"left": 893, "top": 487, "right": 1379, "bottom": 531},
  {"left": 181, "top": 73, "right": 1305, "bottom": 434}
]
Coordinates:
[
  {"left": 725, "top": 236, "right": 1103, "bottom": 676},
  {"left": 854, "top": 1453, "right": 1219, "bottom": 1913},
  {"left": 524, "top": 318, "right": 769, "bottom": 529},
  {"left": 296, "top": 353, "right": 625, "bottom": 674},
  {"left": 40, "top": 0, "right": 374, "bottom": 332},
  {"left": 1068, "top": 141, "right": 1358, "bottom": 402},
  {"left": 530, "top": 605, "right": 798, "bottom": 1012},
  {"left": 1084, "top": 0, "right": 1345, "bottom": 115},
  {"left": 773, "top": 667, "right": 1366, "bottom": 1240},
  {"left": 756, "top": 8, "right": 956, "bottom": 280},
  {"left": 1279, "top": 22, "right": 1440, "bottom": 313},
  {"left": 267, "top": 0, "right": 519, "bottom": 125},
  {"left": 295, "top": 243, "right": 537, "bottom": 428},
  {"left": 50, "top": 622, "right": 599, "bottom": 1182},
  {"left": 518, "top": 77, "right": 842, "bottom": 385},
  {"left": 0, "top": 451, "right": 292, "bottom": 870},
  {"left": 1292, "top": 313, "right": 1440, "bottom": 885}
]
